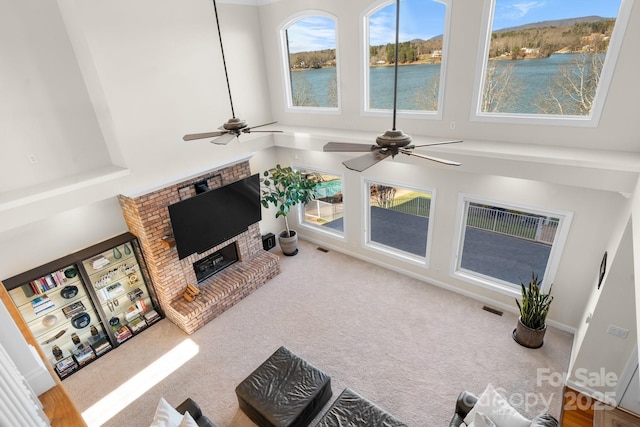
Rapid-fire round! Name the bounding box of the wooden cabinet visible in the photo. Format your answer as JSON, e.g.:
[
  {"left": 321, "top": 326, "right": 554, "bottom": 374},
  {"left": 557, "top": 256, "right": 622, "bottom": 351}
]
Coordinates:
[{"left": 2, "top": 232, "right": 161, "bottom": 379}]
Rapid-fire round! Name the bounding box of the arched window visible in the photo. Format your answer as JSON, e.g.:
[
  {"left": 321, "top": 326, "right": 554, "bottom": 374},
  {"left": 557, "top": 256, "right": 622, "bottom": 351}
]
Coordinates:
[
  {"left": 473, "top": 0, "right": 631, "bottom": 125},
  {"left": 364, "top": 0, "right": 449, "bottom": 115},
  {"left": 281, "top": 13, "right": 339, "bottom": 111}
]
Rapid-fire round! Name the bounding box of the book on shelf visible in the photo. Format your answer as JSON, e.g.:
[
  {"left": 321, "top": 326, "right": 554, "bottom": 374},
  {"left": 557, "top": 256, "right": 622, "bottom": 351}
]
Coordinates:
[
  {"left": 55, "top": 356, "right": 78, "bottom": 377},
  {"left": 135, "top": 298, "right": 147, "bottom": 312},
  {"left": 124, "top": 305, "right": 141, "bottom": 322},
  {"left": 73, "top": 345, "right": 96, "bottom": 366},
  {"left": 90, "top": 338, "right": 112, "bottom": 356},
  {"left": 62, "top": 301, "right": 86, "bottom": 319},
  {"left": 114, "top": 325, "right": 132, "bottom": 343},
  {"left": 143, "top": 309, "right": 161, "bottom": 324},
  {"left": 91, "top": 256, "right": 110, "bottom": 270},
  {"left": 31, "top": 295, "right": 55, "bottom": 315},
  {"left": 53, "top": 270, "right": 66, "bottom": 286},
  {"left": 128, "top": 316, "right": 147, "bottom": 334}
]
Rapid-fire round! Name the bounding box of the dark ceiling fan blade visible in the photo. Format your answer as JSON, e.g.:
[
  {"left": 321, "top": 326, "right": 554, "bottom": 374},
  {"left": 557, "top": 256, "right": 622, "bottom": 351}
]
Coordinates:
[
  {"left": 400, "top": 149, "right": 461, "bottom": 166},
  {"left": 245, "top": 121, "right": 277, "bottom": 131},
  {"left": 342, "top": 151, "right": 391, "bottom": 172},
  {"left": 324, "top": 142, "right": 377, "bottom": 152},
  {"left": 246, "top": 130, "right": 284, "bottom": 133},
  {"left": 183, "top": 131, "right": 226, "bottom": 141},
  {"left": 211, "top": 132, "right": 237, "bottom": 145},
  {"left": 412, "top": 140, "right": 463, "bottom": 148}
]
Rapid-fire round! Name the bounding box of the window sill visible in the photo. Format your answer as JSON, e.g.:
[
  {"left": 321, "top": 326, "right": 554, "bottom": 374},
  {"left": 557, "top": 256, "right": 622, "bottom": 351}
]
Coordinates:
[{"left": 452, "top": 269, "right": 521, "bottom": 299}]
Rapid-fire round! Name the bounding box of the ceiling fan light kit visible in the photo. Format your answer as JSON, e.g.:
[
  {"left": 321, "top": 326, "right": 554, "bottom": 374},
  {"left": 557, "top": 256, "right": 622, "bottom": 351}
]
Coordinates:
[
  {"left": 182, "top": 0, "right": 281, "bottom": 145},
  {"left": 323, "top": 0, "right": 462, "bottom": 171},
  {"left": 376, "top": 129, "right": 412, "bottom": 147}
]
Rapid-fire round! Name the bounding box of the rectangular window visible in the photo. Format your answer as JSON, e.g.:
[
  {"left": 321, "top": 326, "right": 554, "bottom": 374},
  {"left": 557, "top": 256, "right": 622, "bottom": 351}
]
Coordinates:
[
  {"left": 366, "top": 181, "right": 433, "bottom": 259},
  {"left": 455, "top": 197, "right": 572, "bottom": 293},
  {"left": 366, "top": 0, "right": 448, "bottom": 113},
  {"left": 299, "top": 169, "right": 344, "bottom": 234}
]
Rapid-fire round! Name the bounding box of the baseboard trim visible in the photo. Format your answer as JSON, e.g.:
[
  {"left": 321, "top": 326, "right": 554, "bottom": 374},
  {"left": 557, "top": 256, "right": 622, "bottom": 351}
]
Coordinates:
[{"left": 299, "top": 235, "right": 576, "bottom": 335}]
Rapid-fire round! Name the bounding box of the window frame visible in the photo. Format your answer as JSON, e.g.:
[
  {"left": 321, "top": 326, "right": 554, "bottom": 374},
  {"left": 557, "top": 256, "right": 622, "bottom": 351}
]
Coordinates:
[
  {"left": 451, "top": 193, "right": 573, "bottom": 297},
  {"left": 279, "top": 11, "right": 341, "bottom": 114},
  {"left": 470, "top": 0, "right": 634, "bottom": 127},
  {"left": 363, "top": 175, "right": 436, "bottom": 266},
  {"left": 360, "top": 0, "right": 452, "bottom": 120},
  {"left": 295, "top": 165, "right": 346, "bottom": 239}
]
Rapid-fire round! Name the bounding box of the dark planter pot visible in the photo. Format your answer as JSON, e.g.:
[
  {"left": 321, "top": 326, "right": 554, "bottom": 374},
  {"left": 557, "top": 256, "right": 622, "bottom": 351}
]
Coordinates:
[
  {"left": 278, "top": 230, "right": 298, "bottom": 256},
  {"left": 513, "top": 317, "right": 547, "bottom": 349}
]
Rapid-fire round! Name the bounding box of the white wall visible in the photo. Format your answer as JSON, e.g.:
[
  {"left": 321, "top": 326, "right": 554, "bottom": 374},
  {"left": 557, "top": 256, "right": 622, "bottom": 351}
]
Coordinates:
[
  {"left": 0, "top": 0, "right": 113, "bottom": 196},
  {"left": 568, "top": 219, "right": 637, "bottom": 403},
  {"left": 0, "top": 298, "right": 55, "bottom": 396}
]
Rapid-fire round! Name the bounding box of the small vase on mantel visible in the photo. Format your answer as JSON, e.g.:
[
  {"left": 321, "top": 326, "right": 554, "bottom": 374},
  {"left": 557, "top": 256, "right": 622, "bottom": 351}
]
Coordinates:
[{"left": 113, "top": 246, "right": 122, "bottom": 259}]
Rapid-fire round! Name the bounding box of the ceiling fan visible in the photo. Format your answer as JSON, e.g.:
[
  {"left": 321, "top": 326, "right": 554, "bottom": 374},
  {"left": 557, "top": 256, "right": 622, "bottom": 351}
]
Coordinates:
[
  {"left": 183, "top": 0, "right": 281, "bottom": 146},
  {"left": 323, "top": 0, "right": 462, "bottom": 172}
]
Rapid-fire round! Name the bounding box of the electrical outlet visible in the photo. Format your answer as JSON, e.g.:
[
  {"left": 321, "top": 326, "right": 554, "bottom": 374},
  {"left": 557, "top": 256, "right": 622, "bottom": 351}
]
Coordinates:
[
  {"left": 607, "top": 324, "right": 629, "bottom": 338},
  {"left": 450, "top": 121, "right": 456, "bottom": 130}
]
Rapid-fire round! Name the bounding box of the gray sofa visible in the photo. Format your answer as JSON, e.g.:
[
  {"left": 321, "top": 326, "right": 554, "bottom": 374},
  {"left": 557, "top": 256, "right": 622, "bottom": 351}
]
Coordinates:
[
  {"left": 176, "top": 398, "right": 215, "bottom": 427},
  {"left": 449, "top": 391, "right": 558, "bottom": 427}
]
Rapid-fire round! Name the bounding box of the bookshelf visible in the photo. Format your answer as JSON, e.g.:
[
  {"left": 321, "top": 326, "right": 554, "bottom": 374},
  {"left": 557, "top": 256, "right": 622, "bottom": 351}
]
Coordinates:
[{"left": 2, "top": 233, "right": 162, "bottom": 379}]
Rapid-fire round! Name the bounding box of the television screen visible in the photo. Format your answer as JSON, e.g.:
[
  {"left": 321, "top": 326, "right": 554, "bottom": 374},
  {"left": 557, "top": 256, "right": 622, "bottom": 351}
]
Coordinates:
[{"left": 168, "top": 174, "right": 261, "bottom": 259}]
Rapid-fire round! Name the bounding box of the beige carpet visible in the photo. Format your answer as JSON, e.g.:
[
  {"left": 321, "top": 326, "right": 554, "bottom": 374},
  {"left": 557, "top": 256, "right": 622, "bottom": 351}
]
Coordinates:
[{"left": 63, "top": 239, "right": 573, "bottom": 426}]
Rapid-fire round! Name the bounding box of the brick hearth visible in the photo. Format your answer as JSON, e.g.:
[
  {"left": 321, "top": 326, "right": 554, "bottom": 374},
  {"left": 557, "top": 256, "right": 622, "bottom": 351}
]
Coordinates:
[{"left": 118, "top": 160, "right": 280, "bottom": 334}]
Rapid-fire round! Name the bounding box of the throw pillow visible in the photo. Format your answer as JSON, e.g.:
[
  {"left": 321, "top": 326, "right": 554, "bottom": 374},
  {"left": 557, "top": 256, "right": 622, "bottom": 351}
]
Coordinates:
[
  {"left": 178, "top": 411, "right": 198, "bottom": 427},
  {"left": 463, "top": 384, "right": 530, "bottom": 427},
  {"left": 467, "top": 412, "right": 497, "bottom": 427},
  {"left": 150, "top": 397, "right": 183, "bottom": 427}
]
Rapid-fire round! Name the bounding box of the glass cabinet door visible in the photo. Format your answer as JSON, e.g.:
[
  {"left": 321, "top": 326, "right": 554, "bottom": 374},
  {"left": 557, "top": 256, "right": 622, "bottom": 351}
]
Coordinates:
[
  {"left": 8, "top": 266, "right": 111, "bottom": 378},
  {"left": 81, "top": 241, "right": 158, "bottom": 344}
]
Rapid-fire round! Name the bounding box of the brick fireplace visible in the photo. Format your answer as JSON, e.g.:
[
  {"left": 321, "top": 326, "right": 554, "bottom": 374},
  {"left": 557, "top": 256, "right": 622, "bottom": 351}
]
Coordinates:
[{"left": 118, "top": 160, "right": 280, "bottom": 334}]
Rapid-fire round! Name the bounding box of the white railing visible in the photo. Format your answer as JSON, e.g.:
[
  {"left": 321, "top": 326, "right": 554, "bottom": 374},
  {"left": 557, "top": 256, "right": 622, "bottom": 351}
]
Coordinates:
[
  {"left": 305, "top": 199, "right": 343, "bottom": 223},
  {"left": 467, "top": 205, "right": 558, "bottom": 244},
  {"left": 0, "top": 342, "right": 50, "bottom": 427},
  {"left": 388, "top": 197, "right": 431, "bottom": 218}
]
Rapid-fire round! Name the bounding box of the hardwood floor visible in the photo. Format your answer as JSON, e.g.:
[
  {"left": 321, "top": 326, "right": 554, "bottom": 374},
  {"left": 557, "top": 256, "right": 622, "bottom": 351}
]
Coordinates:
[
  {"left": 561, "top": 387, "right": 595, "bottom": 427},
  {"left": 0, "top": 284, "right": 87, "bottom": 427}
]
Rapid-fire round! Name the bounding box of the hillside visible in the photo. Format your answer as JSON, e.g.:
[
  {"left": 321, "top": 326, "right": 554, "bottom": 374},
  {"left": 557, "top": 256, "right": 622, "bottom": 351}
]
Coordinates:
[{"left": 289, "top": 16, "right": 616, "bottom": 68}]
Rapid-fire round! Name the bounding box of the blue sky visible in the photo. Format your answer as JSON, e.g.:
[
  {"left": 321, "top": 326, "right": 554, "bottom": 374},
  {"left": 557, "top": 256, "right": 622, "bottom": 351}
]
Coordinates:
[
  {"left": 286, "top": 0, "right": 621, "bottom": 52},
  {"left": 492, "top": 0, "right": 621, "bottom": 30},
  {"left": 287, "top": 16, "right": 336, "bottom": 53}
]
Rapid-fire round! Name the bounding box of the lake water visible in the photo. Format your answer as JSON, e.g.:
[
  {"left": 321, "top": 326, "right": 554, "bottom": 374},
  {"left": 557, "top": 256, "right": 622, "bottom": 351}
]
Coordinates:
[{"left": 291, "top": 54, "right": 592, "bottom": 113}]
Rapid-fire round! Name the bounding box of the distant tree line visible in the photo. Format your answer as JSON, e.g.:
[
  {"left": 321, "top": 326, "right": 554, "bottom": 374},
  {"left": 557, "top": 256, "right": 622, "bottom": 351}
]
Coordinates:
[
  {"left": 289, "top": 49, "right": 336, "bottom": 69},
  {"left": 489, "top": 19, "right": 615, "bottom": 59}
]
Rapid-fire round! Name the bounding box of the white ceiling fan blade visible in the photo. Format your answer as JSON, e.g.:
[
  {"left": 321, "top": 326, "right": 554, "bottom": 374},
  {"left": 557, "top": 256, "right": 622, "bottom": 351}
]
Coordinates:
[
  {"left": 412, "top": 140, "right": 463, "bottom": 148},
  {"left": 324, "top": 142, "right": 377, "bottom": 152},
  {"left": 342, "top": 151, "right": 391, "bottom": 172},
  {"left": 400, "top": 149, "right": 461, "bottom": 166},
  {"left": 183, "top": 131, "right": 226, "bottom": 141},
  {"left": 211, "top": 132, "right": 237, "bottom": 145}
]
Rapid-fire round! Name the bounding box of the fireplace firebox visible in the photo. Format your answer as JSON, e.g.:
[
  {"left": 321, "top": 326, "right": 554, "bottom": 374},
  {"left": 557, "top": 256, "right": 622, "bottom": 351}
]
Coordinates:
[{"left": 193, "top": 243, "right": 238, "bottom": 283}]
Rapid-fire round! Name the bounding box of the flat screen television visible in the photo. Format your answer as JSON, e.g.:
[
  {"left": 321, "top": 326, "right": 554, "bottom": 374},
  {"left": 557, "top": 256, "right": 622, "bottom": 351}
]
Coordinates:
[{"left": 168, "top": 174, "right": 261, "bottom": 259}]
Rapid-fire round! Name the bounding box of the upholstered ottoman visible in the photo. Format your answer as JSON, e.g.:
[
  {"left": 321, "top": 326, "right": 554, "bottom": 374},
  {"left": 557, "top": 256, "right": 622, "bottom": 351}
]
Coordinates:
[
  {"left": 314, "top": 388, "right": 407, "bottom": 427},
  {"left": 235, "top": 346, "right": 332, "bottom": 427}
]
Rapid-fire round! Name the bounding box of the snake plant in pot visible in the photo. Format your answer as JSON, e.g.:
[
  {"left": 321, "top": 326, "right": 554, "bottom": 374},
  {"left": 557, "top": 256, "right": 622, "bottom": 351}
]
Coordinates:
[
  {"left": 260, "top": 165, "right": 317, "bottom": 256},
  {"left": 513, "top": 273, "right": 553, "bottom": 349}
]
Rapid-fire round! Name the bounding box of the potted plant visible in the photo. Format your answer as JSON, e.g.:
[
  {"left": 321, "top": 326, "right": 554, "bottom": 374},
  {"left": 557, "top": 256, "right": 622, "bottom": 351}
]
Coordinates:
[
  {"left": 513, "top": 273, "right": 553, "bottom": 349},
  {"left": 260, "top": 165, "right": 317, "bottom": 256}
]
